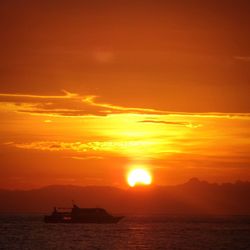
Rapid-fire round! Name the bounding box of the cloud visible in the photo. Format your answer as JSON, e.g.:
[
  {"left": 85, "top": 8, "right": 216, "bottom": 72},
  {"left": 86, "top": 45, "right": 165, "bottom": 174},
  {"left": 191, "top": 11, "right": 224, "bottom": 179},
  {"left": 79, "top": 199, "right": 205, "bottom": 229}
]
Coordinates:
[
  {"left": 0, "top": 90, "right": 165, "bottom": 117},
  {"left": 82, "top": 95, "right": 165, "bottom": 114},
  {"left": 69, "top": 156, "right": 104, "bottom": 160},
  {"left": 234, "top": 56, "right": 250, "bottom": 62},
  {"left": 139, "top": 120, "right": 188, "bottom": 125},
  {"left": 92, "top": 50, "right": 115, "bottom": 64},
  {"left": 0, "top": 90, "right": 250, "bottom": 120},
  {"left": 13, "top": 140, "right": 159, "bottom": 154},
  {"left": 2, "top": 141, "right": 14, "bottom": 145},
  {"left": 10, "top": 137, "right": 250, "bottom": 165},
  {"left": 139, "top": 119, "right": 201, "bottom": 128},
  {"left": 0, "top": 89, "right": 78, "bottom": 99}
]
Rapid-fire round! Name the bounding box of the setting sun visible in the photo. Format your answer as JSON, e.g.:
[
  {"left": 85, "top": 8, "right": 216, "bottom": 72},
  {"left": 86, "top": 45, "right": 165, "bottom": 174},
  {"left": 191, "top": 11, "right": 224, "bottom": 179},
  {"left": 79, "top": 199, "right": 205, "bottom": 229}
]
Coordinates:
[{"left": 127, "top": 168, "right": 152, "bottom": 187}]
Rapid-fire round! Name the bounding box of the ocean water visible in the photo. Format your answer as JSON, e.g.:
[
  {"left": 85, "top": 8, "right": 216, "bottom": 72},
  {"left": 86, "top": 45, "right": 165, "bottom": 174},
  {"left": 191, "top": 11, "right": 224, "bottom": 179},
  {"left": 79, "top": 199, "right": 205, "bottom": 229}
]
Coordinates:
[{"left": 0, "top": 215, "right": 250, "bottom": 250}]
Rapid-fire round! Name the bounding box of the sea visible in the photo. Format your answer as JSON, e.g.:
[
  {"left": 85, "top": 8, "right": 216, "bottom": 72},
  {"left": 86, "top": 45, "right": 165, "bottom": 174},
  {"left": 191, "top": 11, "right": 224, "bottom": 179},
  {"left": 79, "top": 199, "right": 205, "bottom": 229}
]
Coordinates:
[{"left": 0, "top": 215, "right": 250, "bottom": 250}]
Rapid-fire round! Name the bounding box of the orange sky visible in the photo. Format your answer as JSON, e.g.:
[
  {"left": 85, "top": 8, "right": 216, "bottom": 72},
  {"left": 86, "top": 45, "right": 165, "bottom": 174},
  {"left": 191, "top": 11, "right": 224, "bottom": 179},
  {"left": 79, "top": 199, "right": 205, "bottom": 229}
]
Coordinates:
[{"left": 0, "top": 1, "right": 250, "bottom": 189}]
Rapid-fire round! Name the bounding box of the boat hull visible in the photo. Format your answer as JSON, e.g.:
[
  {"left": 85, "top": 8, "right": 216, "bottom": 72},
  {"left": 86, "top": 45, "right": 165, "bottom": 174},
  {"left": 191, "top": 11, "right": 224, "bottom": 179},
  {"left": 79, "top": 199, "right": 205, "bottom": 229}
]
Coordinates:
[
  {"left": 44, "top": 216, "right": 124, "bottom": 224},
  {"left": 44, "top": 205, "right": 124, "bottom": 224}
]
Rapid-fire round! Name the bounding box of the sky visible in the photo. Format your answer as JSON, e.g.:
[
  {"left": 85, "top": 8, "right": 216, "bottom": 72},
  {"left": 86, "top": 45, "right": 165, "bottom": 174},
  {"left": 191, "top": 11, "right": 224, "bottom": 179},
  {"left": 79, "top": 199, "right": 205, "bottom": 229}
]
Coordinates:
[{"left": 0, "top": 0, "right": 250, "bottom": 189}]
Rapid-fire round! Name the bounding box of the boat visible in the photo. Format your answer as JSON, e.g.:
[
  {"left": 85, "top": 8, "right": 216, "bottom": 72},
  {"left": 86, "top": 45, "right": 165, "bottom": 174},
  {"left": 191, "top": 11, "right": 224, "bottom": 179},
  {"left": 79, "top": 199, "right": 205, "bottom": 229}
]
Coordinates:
[{"left": 44, "top": 204, "right": 124, "bottom": 223}]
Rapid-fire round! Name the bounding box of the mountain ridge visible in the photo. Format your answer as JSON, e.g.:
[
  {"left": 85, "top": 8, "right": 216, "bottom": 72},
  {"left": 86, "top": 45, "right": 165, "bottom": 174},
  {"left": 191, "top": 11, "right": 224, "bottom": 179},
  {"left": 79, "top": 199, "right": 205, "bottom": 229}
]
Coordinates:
[{"left": 1, "top": 178, "right": 250, "bottom": 214}]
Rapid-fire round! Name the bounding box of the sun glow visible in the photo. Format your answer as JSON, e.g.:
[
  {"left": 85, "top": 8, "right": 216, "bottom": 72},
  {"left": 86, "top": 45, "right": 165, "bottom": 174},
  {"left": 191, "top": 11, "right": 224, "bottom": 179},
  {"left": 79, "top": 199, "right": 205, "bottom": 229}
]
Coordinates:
[{"left": 127, "top": 168, "right": 152, "bottom": 187}]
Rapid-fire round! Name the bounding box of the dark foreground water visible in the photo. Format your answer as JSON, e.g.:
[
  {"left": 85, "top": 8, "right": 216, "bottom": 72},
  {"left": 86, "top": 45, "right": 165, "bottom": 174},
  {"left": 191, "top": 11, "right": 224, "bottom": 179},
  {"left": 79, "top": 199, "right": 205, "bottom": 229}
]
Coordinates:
[{"left": 0, "top": 215, "right": 250, "bottom": 250}]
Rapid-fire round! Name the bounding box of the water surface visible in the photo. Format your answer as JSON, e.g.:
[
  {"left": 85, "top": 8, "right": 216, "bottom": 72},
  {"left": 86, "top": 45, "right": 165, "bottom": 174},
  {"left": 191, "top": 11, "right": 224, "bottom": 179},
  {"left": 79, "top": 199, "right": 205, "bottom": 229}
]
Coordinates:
[{"left": 0, "top": 215, "right": 249, "bottom": 249}]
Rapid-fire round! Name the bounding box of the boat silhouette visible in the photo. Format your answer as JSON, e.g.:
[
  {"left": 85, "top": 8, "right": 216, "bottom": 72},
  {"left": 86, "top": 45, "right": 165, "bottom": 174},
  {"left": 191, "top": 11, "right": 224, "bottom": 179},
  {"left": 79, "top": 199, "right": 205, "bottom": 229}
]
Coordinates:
[{"left": 44, "top": 204, "right": 124, "bottom": 223}]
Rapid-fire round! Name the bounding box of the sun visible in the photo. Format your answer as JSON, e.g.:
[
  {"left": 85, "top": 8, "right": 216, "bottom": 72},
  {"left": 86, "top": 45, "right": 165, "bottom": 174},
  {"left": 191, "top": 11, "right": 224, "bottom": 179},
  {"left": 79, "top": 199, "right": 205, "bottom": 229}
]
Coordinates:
[{"left": 127, "top": 168, "right": 152, "bottom": 187}]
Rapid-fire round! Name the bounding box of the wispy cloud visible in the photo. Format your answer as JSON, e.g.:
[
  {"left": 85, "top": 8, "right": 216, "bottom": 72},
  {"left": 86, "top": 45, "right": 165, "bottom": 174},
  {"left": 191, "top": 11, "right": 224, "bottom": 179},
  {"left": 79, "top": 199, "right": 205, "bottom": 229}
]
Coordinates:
[
  {"left": 9, "top": 136, "right": 250, "bottom": 166},
  {"left": 0, "top": 90, "right": 78, "bottom": 99},
  {"left": 0, "top": 90, "right": 250, "bottom": 120},
  {"left": 139, "top": 119, "right": 201, "bottom": 128},
  {"left": 0, "top": 90, "right": 164, "bottom": 117},
  {"left": 234, "top": 56, "right": 250, "bottom": 62},
  {"left": 14, "top": 140, "right": 161, "bottom": 154},
  {"left": 69, "top": 156, "right": 104, "bottom": 160},
  {"left": 81, "top": 95, "right": 166, "bottom": 115}
]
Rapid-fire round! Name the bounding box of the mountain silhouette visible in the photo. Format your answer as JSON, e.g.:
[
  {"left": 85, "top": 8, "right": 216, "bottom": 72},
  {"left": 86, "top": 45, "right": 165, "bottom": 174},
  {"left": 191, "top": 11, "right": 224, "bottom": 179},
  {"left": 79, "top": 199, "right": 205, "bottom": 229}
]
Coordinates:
[{"left": 0, "top": 179, "right": 250, "bottom": 214}]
